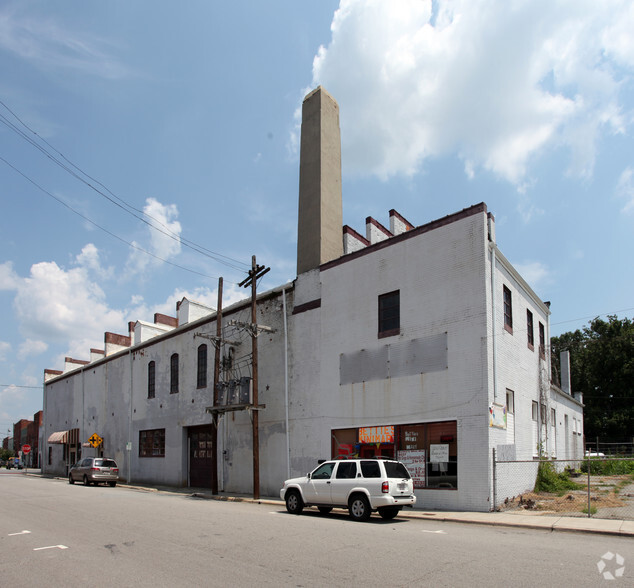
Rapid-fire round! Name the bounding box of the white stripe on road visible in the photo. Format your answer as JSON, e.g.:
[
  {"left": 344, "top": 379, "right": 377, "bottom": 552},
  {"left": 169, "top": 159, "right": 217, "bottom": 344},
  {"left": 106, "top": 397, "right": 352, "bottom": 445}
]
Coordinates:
[
  {"left": 8, "top": 530, "right": 31, "bottom": 536},
  {"left": 33, "top": 545, "right": 69, "bottom": 551},
  {"left": 422, "top": 530, "right": 447, "bottom": 534}
]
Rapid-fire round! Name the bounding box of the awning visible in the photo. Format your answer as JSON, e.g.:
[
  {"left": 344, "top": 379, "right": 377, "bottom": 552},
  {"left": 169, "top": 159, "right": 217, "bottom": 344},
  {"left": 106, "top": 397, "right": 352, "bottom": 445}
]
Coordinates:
[{"left": 47, "top": 431, "right": 68, "bottom": 444}]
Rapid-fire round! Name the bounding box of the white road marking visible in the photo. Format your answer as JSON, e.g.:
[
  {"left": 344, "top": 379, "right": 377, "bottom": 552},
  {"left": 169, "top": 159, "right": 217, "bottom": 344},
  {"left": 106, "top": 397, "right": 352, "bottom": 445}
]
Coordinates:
[
  {"left": 422, "top": 530, "right": 447, "bottom": 534},
  {"left": 33, "top": 545, "right": 69, "bottom": 551},
  {"left": 8, "top": 530, "right": 31, "bottom": 536}
]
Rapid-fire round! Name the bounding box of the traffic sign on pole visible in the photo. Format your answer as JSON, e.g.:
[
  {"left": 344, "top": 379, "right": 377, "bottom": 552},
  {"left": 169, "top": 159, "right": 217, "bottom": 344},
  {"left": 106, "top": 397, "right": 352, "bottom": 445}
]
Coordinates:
[{"left": 22, "top": 444, "right": 31, "bottom": 454}]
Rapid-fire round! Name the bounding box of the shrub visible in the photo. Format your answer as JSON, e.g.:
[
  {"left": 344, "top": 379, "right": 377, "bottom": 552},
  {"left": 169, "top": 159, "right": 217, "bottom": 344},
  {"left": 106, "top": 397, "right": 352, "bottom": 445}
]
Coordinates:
[
  {"left": 580, "top": 458, "right": 634, "bottom": 476},
  {"left": 534, "top": 460, "right": 583, "bottom": 495}
]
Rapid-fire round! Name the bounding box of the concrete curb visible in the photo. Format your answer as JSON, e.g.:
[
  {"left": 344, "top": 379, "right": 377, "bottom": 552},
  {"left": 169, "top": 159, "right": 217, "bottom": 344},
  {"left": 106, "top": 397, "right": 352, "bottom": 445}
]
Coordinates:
[{"left": 44, "top": 474, "right": 634, "bottom": 538}]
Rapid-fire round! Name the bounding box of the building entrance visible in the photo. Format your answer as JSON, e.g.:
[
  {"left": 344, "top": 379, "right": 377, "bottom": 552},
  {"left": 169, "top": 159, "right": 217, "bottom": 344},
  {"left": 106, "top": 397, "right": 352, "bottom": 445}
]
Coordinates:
[{"left": 188, "top": 425, "right": 214, "bottom": 488}]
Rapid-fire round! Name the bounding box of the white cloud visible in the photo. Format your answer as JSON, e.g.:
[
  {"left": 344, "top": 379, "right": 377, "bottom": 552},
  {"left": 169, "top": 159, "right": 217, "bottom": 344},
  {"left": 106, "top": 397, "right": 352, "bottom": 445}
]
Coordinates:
[
  {"left": 0, "top": 384, "right": 23, "bottom": 419},
  {"left": 0, "top": 341, "right": 10, "bottom": 361},
  {"left": 616, "top": 166, "right": 634, "bottom": 213},
  {"left": 309, "top": 0, "right": 634, "bottom": 186},
  {"left": 0, "top": 261, "right": 20, "bottom": 290},
  {"left": 126, "top": 198, "right": 182, "bottom": 276},
  {"left": 0, "top": 4, "right": 130, "bottom": 79},
  {"left": 17, "top": 339, "right": 48, "bottom": 360},
  {"left": 514, "top": 260, "right": 552, "bottom": 291},
  {"left": 75, "top": 243, "right": 113, "bottom": 279},
  {"left": 12, "top": 258, "right": 126, "bottom": 354}
]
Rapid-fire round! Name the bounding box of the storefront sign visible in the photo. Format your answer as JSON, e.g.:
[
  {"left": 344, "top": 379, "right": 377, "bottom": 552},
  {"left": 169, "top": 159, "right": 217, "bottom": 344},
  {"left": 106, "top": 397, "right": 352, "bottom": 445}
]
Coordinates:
[
  {"left": 429, "top": 444, "right": 449, "bottom": 463},
  {"left": 359, "top": 425, "right": 394, "bottom": 444},
  {"left": 397, "top": 449, "right": 426, "bottom": 489}
]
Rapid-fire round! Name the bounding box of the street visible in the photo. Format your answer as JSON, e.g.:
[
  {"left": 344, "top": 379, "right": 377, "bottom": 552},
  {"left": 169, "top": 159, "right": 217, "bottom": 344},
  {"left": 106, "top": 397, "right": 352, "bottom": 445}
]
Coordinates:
[{"left": 1, "top": 470, "right": 632, "bottom": 587}]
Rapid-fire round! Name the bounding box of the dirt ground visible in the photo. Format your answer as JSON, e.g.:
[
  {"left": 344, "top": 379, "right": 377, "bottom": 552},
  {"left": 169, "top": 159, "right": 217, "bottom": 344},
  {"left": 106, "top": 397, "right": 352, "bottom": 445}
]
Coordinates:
[{"left": 499, "top": 475, "right": 634, "bottom": 519}]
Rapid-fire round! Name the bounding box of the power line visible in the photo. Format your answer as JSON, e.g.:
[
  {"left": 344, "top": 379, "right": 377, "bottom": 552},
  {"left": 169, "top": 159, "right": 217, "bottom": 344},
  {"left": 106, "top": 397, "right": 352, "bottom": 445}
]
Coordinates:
[
  {"left": 0, "top": 384, "right": 42, "bottom": 390},
  {"left": 0, "top": 99, "right": 251, "bottom": 273},
  {"left": 0, "top": 155, "right": 231, "bottom": 282},
  {"left": 550, "top": 308, "right": 634, "bottom": 328}
]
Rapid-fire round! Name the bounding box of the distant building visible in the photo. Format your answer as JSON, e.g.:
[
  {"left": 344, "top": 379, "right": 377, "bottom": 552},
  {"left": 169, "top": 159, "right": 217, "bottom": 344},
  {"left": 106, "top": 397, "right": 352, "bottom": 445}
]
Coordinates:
[
  {"left": 4, "top": 412, "right": 43, "bottom": 466},
  {"left": 42, "top": 87, "right": 583, "bottom": 511}
]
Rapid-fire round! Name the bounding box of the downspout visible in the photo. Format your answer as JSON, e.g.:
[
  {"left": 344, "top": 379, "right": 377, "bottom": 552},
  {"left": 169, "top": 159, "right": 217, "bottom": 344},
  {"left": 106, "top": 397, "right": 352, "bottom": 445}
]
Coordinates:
[
  {"left": 42, "top": 381, "right": 47, "bottom": 474},
  {"left": 489, "top": 242, "right": 498, "bottom": 404},
  {"left": 81, "top": 367, "right": 85, "bottom": 462},
  {"left": 282, "top": 288, "right": 290, "bottom": 479},
  {"left": 128, "top": 348, "right": 133, "bottom": 484}
]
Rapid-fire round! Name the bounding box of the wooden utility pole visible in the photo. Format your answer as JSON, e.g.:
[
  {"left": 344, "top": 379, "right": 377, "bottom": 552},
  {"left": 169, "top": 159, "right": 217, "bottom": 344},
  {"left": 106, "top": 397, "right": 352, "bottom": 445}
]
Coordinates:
[
  {"left": 238, "top": 255, "right": 270, "bottom": 500},
  {"left": 211, "top": 277, "right": 223, "bottom": 494}
]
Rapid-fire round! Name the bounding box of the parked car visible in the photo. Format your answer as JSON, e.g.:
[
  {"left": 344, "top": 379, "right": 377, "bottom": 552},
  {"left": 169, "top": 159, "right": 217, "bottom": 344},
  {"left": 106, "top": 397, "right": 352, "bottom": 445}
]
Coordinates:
[
  {"left": 280, "top": 458, "right": 416, "bottom": 521},
  {"left": 585, "top": 451, "right": 606, "bottom": 457},
  {"left": 69, "top": 457, "right": 119, "bottom": 487}
]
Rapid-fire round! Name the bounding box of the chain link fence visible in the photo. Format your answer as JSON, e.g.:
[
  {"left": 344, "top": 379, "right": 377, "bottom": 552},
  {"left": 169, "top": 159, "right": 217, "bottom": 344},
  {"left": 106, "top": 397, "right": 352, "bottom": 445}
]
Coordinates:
[{"left": 493, "top": 453, "right": 634, "bottom": 520}]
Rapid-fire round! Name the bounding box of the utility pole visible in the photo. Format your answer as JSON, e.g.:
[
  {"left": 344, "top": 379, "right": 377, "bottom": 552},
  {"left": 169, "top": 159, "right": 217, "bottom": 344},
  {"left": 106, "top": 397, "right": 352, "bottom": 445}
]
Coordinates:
[
  {"left": 238, "top": 255, "right": 270, "bottom": 500},
  {"left": 211, "top": 277, "right": 223, "bottom": 494}
]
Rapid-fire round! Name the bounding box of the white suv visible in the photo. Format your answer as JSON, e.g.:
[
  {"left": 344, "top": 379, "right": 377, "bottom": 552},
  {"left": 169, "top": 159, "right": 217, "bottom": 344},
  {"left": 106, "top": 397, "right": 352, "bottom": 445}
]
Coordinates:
[{"left": 280, "top": 458, "right": 416, "bottom": 521}]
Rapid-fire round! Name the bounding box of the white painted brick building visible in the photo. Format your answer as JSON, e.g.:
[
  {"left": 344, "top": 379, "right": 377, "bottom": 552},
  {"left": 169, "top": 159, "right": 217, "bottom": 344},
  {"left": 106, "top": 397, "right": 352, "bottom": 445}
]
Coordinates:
[{"left": 42, "top": 87, "right": 583, "bottom": 511}]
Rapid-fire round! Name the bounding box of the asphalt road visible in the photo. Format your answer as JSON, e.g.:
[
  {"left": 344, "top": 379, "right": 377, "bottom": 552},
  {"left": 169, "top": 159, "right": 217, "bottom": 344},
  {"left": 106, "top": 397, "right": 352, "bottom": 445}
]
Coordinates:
[{"left": 1, "top": 470, "right": 632, "bottom": 587}]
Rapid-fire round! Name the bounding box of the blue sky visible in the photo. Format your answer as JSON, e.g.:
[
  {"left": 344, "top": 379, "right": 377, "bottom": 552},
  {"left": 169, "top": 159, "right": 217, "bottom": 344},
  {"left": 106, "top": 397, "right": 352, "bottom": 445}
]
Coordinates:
[{"left": 1, "top": 0, "right": 633, "bottom": 436}]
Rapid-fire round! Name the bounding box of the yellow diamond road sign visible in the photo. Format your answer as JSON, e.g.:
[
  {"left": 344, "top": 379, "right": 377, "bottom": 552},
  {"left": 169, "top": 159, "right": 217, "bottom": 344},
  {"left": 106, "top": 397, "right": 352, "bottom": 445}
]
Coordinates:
[{"left": 88, "top": 433, "right": 103, "bottom": 448}]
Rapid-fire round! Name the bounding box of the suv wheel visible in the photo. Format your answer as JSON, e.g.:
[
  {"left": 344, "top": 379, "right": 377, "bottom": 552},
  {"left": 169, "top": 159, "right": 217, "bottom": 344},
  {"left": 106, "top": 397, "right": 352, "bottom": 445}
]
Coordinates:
[
  {"left": 349, "top": 495, "right": 371, "bottom": 522},
  {"left": 68, "top": 474, "right": 74, "bottom": 485},
  {"left": 285, "top": 490, "right": 304, "bottom": 515},
  {"left": 83, "top": 475, "right": 90, "bottom": 486},
  {"left": 378, "top": 506, "right": 401, "bottom": 520}
]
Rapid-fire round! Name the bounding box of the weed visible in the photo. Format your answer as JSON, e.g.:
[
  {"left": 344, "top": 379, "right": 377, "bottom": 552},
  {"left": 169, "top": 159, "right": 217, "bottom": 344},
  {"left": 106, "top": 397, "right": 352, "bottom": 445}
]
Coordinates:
[{"left": 534, "top": 460, "right": 583, "bottom": 495}]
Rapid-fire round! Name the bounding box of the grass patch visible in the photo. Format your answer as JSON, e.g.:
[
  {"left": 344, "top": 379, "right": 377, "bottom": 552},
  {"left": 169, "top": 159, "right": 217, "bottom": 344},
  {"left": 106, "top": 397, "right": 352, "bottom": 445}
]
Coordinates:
[
  {"left": 534, "top": 460, "right": 584, "bottom": 495},
  {"left": 582, "top": 505, "right": 598, "bottom": 515}
]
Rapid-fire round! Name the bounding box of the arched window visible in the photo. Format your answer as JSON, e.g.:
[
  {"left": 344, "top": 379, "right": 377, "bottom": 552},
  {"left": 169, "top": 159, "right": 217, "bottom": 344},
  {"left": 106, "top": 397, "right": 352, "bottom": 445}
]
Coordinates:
[
  {"left": 170, "top": 353, "right": 179, "bottom": 394},
  {"left": 148, "top": 361, "right": 156, "bottom": 399},
  {"left": 197, "top": 344, "right": 208, "bottom": 388}
]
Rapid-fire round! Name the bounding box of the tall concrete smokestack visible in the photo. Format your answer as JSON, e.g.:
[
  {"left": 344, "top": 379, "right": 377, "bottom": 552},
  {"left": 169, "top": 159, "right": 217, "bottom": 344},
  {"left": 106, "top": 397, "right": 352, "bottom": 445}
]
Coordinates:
[{"left": 297, "top": 86, "right": 343, "bottom": 275}]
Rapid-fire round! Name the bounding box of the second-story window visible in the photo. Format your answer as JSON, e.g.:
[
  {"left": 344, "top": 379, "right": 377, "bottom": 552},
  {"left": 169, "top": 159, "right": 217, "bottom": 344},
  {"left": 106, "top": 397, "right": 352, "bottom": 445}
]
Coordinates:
[
  {"left": 539, "top": 322, "right": 545, "bottom": 358},
  {"left": 378, "top": 290, "right": 400, "bottom": 338},
  {"left": 148, "top": 361, "right": 155, "bottom": 399},
  {"left": 170, "top": 353, "right": 179, "bottom": 394},
  {"left": 527, "top": 310, "right": 534, "bottom": 349},
  {"left": 197, "top": 344, "right": 207, "bottom": 388},
  {"left": 503, "top": 285, "right": 513, "bottom": 333}
]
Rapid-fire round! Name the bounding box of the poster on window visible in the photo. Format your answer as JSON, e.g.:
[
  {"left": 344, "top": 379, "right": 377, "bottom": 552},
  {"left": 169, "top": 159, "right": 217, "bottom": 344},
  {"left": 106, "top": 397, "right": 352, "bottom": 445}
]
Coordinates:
[
  {"left": 429, "top": 444, "right": 449, "bottom": 463},
  {"left": 489, "top": 403, "right": 507, "bottom": 429},
  {"left": 397, "top": 449, "right": 426, "bottom": 489}
]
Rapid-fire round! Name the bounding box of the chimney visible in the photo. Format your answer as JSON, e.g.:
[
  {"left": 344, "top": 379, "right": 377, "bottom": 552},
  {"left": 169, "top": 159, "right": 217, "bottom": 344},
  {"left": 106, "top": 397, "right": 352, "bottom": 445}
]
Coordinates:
[
  {"left": 560, "top": 350, "right": 571, "bottom": 395},
  {"left": 297, "top": 86, "right": 343, "bottom": 274}
]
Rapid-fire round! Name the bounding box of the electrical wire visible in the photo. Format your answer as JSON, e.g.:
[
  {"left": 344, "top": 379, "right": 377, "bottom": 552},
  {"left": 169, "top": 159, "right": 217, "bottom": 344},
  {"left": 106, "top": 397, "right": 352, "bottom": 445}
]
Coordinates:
[
  {"left": 0, "top": 155, "right": 229, "bottom": 282},
  {"left": 0, "top": 99, "right": 251, "bottom": 273}
]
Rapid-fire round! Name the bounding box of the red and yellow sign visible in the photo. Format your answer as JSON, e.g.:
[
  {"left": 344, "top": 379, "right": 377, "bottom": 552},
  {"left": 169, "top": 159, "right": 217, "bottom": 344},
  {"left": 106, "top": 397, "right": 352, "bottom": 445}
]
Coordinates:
[{"left": 359, "top": 425, "right": 394, "bottom": 444}]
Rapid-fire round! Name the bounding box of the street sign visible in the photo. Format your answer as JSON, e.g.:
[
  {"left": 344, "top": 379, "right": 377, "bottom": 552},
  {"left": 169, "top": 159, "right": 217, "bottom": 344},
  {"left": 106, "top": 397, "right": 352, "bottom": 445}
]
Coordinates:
[
  {"left": 22, "top": 444, "right": 31, "bottom": 454},
  {"left": 88, "top": 433, "right": 103, "bottom": 448}
]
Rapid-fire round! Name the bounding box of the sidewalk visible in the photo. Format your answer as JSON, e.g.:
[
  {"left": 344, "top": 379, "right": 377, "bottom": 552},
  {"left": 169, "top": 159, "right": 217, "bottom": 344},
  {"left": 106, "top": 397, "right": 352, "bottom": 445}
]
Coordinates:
[
  {"left": 31, "top": 471, "right": 632, "bottom": 537},
  {"left": 119, "top": 480, "right": 634, "bottom": 538}
]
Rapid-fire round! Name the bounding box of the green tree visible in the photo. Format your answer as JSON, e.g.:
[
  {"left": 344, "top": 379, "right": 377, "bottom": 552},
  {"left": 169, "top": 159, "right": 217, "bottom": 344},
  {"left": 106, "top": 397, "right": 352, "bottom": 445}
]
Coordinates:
[
  {"left": 551, "top": 316, "right": 634, "bottom": 443},
  {"left": 1, "top": 447, "right": 15, "bottom": 462}
]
